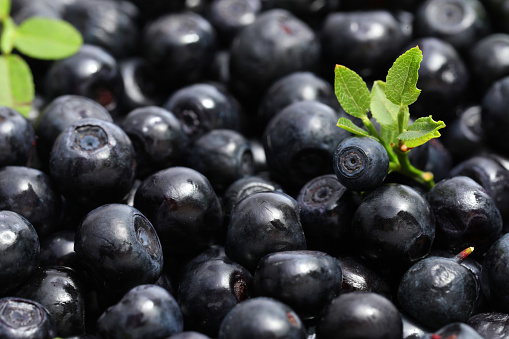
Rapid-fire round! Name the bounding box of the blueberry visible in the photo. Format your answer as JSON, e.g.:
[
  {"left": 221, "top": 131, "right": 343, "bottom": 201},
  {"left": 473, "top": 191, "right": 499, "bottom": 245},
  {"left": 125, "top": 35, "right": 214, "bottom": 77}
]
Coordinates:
[
  {"left": 297, "top": 174, "right": 357, "bottom": 255},
  {"left": 481, "top": 233, "right": 509, "bottom": 313},
  {"left": 423, "top": 139, "right": 453, "bottom": 183},
  {"left": 74, "top": 204, "right": 163, "bottom": 296},
  {"left": 253, "top": 250, "right": 342, "bottom": 319},
  {"left": 263, "top": 100, "right": 348, "bottom": 190},
  {"left": 0, "top": 166, "right": 62, "bottom": 239},
  {"left": 481, "top": 75, "right": 509, "bottom": 154},
  {"left": 414, "top": 0, "right": 491, "bottom": 54},
  {"left": 0, "top": 297, "right": 57, "bottom": 339},
  {"left": 35, "top": 95, "right": 112, "bottom": 167},
  {"left": 225, "top": 191, "right": 307, "bottom": 272},
  {"left": 403, "top": 37, "right": 470, "bottom": 121},
  {"left": 134, "top": 166, "right": 224, "bottom": 257},
  {"left": 120, "top": 106, "right": 190, "bottom": 178},
  {"left": 352, "top": 183, "right": 436, "bottom": 268},
  {"left": 187, "top": 129, "right": 254, "bottom": 193},
  {"left": 218, "top": 297, "right": 307, "bottom": 339},
  {"left": 335, "top": 256, "right": 393, "bottom": 299},
  {"left": 397, "top": 251, "right": 480, "bottom": 330},
  {"left": 468, "top": 312, "right": 509, "bottom": 339},
  {"left": 427, "top": 176, "right": 503, "bottom": 255},
  {"left": 0, "top": 210, "right": 39, "bottom": 296},
  {"left": 257, "top": 71, "right": 340, "bottom": 130},
  {"left": 316, "top": 292, "right": 403, "bottom": 339},
  {"left": 229, "top": 9, "right": 321, "bottom": 101},
  {"left": 62, "top": 0, "right": 140, "bottom": 58},
  {"left": 49, "top": 118, "right": 136, "bottom": 209},
  {"left": 0, "top": 107, "right": 36, "bottom": 168},
  {"left": 177, "top": 257, "right": 253, "bottom": 336},
  {"left": 321, "top": 10, "right": 408, "bottom": 79},
  {"left": 97, "top": 284, "right": 184, "bottom": 339},
  {"left": 39, "top": 230, "right": 79, "bottom": 270},
  {"left": 163, "top": 83, "right": 241, "bottom": 140},
  {"left": 469, "top": 33, "right": 509, "bottom": 90},
  {"left": 43, "top": 44, "right": 124, "bottom": 117},
  {"left": 142, "top": 12, "right": 217, "bottom": 90},
  {"left": 333, "top": 136, "right": 390, "bottom": 192},
  {"left": 14, "top": 266, "right": 86, "bottom": 337},
  {"left": 166, "top": 332, "right": 212, "bottom": 339}
]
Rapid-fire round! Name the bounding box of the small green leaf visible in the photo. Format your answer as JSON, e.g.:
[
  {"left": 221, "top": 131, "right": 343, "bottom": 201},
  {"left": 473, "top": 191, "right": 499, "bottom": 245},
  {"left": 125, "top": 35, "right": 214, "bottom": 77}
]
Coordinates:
[
  {"left": 386, "top": 46, "right": 423, "bottom": 106},
  {"left": 13, "top": 17, "right": 82, "bottom": 60},
  {"left": 334, "top": 65, "right": 371, "bottom": 118},
  {"left": 337, "top": 117, "right": 373, "bottom": 138},
  {"left": 380, "top": 126, "right": 398, "bottom": 147},
  {"left": 0, "top": 54, "right": 34, "bottom": 117},
  {"left": 370, "top": 80, "right": 399, "bottom": 130},
  {"left": 1, "top": 16, "right": 16, "bottom": 54},
  {"left": 397, "top": 116, "right": 446, "bottom": 148},
  {"left": 0, "top": 0, "right": 10, "bottom": 19}
]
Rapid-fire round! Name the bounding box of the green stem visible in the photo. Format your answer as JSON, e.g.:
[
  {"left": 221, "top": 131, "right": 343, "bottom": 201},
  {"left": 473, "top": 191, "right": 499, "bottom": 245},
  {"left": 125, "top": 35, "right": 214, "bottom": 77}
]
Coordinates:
[
  {"left": 393, "top": 145, "right": 435, "bottom": 189},
  {"left": 397, "top": 104, "right": 407, "bottom": 134},
  {"left": 361, "top": 116, "right": 399, "bottom": 165}
]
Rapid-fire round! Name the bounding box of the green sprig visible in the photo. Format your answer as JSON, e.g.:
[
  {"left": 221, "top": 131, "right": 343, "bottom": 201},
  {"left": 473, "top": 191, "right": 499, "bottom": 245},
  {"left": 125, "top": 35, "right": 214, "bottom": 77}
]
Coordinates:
[
  {"left": 334, "top": 46, "right": 446, "bottom": 190},
  {"left": 0, "top": 0, "right": 83, "bottom": 117}
]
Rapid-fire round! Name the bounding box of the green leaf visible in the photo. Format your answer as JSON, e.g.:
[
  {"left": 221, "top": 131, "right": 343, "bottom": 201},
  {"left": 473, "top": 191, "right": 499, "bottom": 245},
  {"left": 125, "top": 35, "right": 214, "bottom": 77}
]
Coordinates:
[
  {"left": 397, "top": 116, "right": 446, "bottom": 148},
  {"left": 370, "top": 80, "right": 399, "bottom": 130},
  {"left": 0, "top": 0, "right": 10, "bottom": 19},
  {"left": 0, "top": 54, "right": 34, "bottom": 117},
  {"left": 337, "top": 117, "right": 373, "bottom": 138},
  {"left": 1, "top": 16, "right": 16, "bottom": 54},
  {"left": 13, "top": 17, "right": 82, "bottom": 60},
  {"left": 334, "top": 64, "right": 371, "bottom": 118},
  {"left": 386, "top": 46, "right": 423, "bottom": 106},
  {"left": 380, "top": 126, "right": 398, "bottom": 147}
]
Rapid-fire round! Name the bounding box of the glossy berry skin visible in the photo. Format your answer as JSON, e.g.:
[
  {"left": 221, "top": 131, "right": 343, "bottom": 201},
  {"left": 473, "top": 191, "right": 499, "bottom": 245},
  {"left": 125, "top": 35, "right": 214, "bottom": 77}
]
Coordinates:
[
  {"left": 134, "top": 166, "right": 224, "bottom": 257},
  {"left": 229, "top": 9, "right": 321, "bottom": 101},
  {"left": 39, "top": 230, "right": 78, "bottom": 269},
  {"left": 49, "top": 118, "right": 136, "bottom": 209},
  {"left": 297, "top": 174, "right": 357, "bottom": 255},
  {"left": 467, "top": 312, "right": 509, "bottom": 339},
  {"left": 421, "top": 322, "right": 485, "bottom": 339},
  {"left": 0, "top": 166, "right": 62, "bottom": 239},
  {"left": 333, "top": 136, "right": 390, "bottom": 192},
  {"left": 142, "top": 12, "right": 217, "bottom": 89},
  {"left": 450, "top": 154, "right": 509, "bottom": 230},
  {"left": 15, "top": 266, "right": 86, "bottom": 337},
  {"left": 316, "top": 292, "right": 403, "bottom": 339},
  {"left": 225, "top": 191, "right": 307, "bottom": 272},
  {"left": 257, "top": 71, "right": 339, "bottom": 129},
  {"left": 0, "top": 297, "right": 57, "bottom": 339},
  {"left": 222, "top": 175, "right": 283, "bottom": 224},
  {"left": 335, "top": 256, "right": 392, "bottom": 299},
  {"left": 207, "top": 0, "right": 261, "bottom": 46},
  {"left": 404, "top": 37, "right": 470, "bottom": 120},
  {"left": 97, "top": 284, "right": 184, "bottom": 339},
  {"left": 481, "top": 233, "right": 509, "bottom": 313},
  {"left": 0, "top": 211, "right": 39, "bottom": 296},
  {"left": 177, "top": 257, "right": 253, "bottom": 336},
  {"left": 469, "top": 33, "right": 509, "bottom": 90},
  {"left": 427, "top": 176, "right": 503, "bottom": 255},
  {"left": 321, "top": 10, "right": 408, "bottom": 79},
  {"left": 43, "top": 44, "right": 124, "bottom": 117},
  {"left": 253, "top": 250, "right": 342, "bottom": 319},
  {"left": 263, "top": 100, "right": 348, "bottom": 189},
  {"left": 164, "top": 83, "right": 241, "bottom": 140},
  {"left": 120, "top": 106, "right": 189, "bottom": 178},
  {"left": 481, "top": 75, "right": 509, "bottom": 154},
  {"left": 414, "top": 0, "right": 491, "bottom": 53},
  {"left": 35, "top": 95, "right": 112, "bottom": 165},
  {"left": 118, "top": 57, "right": 163, "bottom": 112},
  {"left": 62, "top": 0, "right": 140, "bottom": 58},
  {"left": 397, "top": 254, "right": 479, "bottom": 330},
  {"left": 218, "top": 297, "right": 306, "bottom": 339},
  {"left": 0, "top": 106, "right": 35, "bottom": 168},
  {"left": 187, "top": 129, "right": 254, "bottom": 193},
  {"left": 74, "top": 204, "right": 163, "bottom": 296},
  {"left": 352, "top": 183, "right": 435, "bottom": 268}
]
